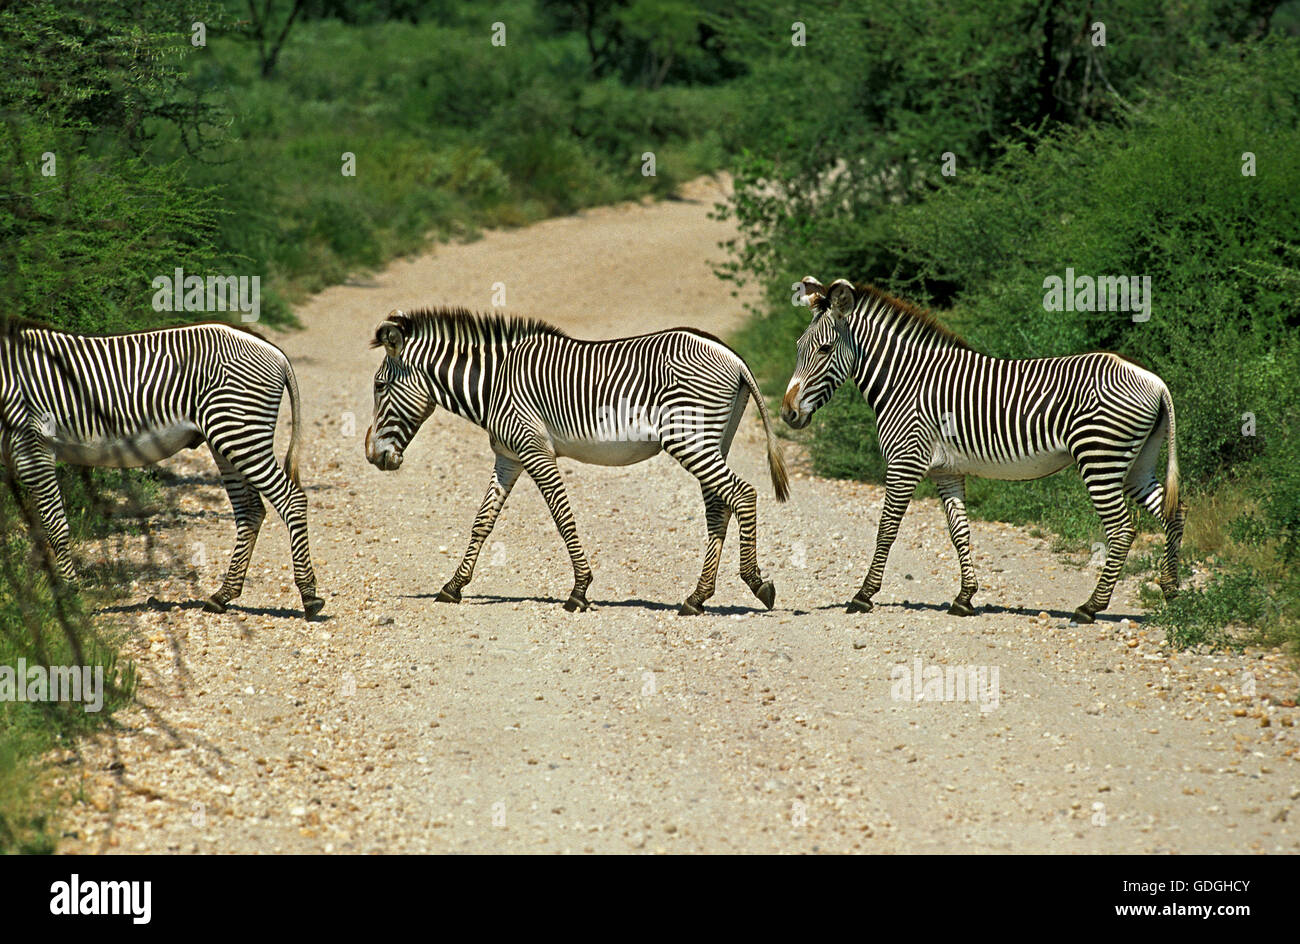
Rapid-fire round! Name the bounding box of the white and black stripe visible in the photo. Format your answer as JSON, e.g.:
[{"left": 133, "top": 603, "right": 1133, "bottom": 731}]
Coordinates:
[
  {"left": 364, "top": 307, "right": 790, "bottom": 614},
  {"left": 782, "top": 278, "right": 1184, "bottom": 622},
  {"left": 0, "top": 320, "right": 322, "bottom": 619}
]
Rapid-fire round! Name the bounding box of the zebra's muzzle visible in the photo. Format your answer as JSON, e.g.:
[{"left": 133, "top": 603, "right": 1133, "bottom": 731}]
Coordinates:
[
  {"left": 782, "top": 408, "right": 811, "bottom": 429},
  {"left": 781, "top": 387, "right": 811, "bottom": 428},
  {"left": 364, "top": 426, "right": 404, "bottom": 471},
  {"left": 781, "top": 384, "right": 810, "bottom": 428}
]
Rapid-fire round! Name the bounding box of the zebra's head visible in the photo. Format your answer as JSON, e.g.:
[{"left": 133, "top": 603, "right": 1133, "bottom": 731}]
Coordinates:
[
  {"left": 366, "top": 312, "right": 434, "bottom": 471},
  {"left": 781, "top": 277, "right": 856, "bottom": 429}
]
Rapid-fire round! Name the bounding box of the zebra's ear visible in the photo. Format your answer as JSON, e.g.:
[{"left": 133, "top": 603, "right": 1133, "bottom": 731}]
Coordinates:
[
  {"left": 375, "top": 312, "right": 406, "bottom": 359},
  {"left": 827, "top": 279, "right": 856, "bottom": 319},
  {"left": 799, "top": 276, "right": 825, "bottom": 304},
  {"left": 798, "top": 276, "right": 827, "bottom": 318}
]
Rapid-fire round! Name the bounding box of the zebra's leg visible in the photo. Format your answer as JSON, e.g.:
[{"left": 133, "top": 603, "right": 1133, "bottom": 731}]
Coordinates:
[
  {"left": 679, "top": 488, "right": 732, "bottom": 616},
  {"left": 679, "top": 390, "right": 743, "bottom": 615},
  {"left": 1075, "top": 476, "right": 1137, "bottom": 623},
  {"left": 212, "top": 436, "right": 323, "bottom": 620},
  {"left": 517, "top": 447, "right": 594, "bottom": 612},
  {"left": 203, "top": 446, "right": 266, "bottom": 614},
  {"left": 1159, "top": 502, "right": 1186, "bottom": 600},
  {"left": 437, "top": 454, "right": 522, "bottom": 603},
  {"left": 849, "top": 466, "right": 925, "bottom": 614},
  {"left": 934, "top": 474, "right": 979, "bottom": 616},
  {"left": 11, "top": 441, "right": 76, "bottom": 581},
  {"left": 663, "top": 441, "right": 773, "bottom": 611},
  {"left": 1125, "top": 472, "right": 1185, "bottom": 600}
]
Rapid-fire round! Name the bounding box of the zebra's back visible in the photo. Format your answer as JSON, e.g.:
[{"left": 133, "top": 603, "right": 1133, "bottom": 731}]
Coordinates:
[
  {"left": 494, "top": 328, "right": 749, "bottom": 465},
  {"left": 915, "top": 350, "right": 1167, "bottom": 480},
  {"left": 2, "top": 322, "right": 291, "bottom": 467}
]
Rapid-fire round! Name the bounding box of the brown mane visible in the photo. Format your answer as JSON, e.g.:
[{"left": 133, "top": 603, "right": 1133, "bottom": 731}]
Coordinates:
[
  {"left": 854, "top": 283, "right": 971, "bottom": 350},
  {"left": 370, "top": 306, "right": 567, "bottom": 348}
]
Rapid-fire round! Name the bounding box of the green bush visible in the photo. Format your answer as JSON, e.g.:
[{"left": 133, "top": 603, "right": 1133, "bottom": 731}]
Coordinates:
[
  {"left": 174, "top": 10, "right": 746, "bottom": 301},
  {"left": 1152, "top": 571, "right": 1268, "bottom": 651},
  {"left": 891, "top": 42, "right": 1300, "bottom": 486}
]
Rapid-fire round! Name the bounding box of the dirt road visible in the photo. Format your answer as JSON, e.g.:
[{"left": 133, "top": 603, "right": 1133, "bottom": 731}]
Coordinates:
[{"left": 61, "top": 177, "right": 1299, "bottom": 853}]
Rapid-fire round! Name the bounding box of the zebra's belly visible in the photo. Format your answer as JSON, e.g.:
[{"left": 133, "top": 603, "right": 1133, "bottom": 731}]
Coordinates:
[
  {"left": 50, "top": 420, "right": 204, "bottom": 468},
  {"left": 930, "top": 444, "right": 1074, "bottom": 481},
  {"left": 552, "top": 436, "right": 662, "bottom": 466}
]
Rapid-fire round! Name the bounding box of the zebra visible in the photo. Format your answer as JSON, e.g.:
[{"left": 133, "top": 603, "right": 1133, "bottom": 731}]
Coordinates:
[
  {"left": 364, "top": 307, "right": 789, "bottom": 614},
  {"left": 781, "top": 278, "right": 1184, "bottom": 623},
  {"left": 0, "top": 319, "right": 324, "bottom": 619}
]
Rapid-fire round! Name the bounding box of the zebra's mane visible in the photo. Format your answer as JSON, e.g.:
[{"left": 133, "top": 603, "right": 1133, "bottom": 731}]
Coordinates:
[
  {"left": 818, "top": 284, "right": 970, "bottom": 350},
  {"left": 1, "top": 315, "right": 54, "bottom": 339},
  {"left": 374, "top": 306, "right": 567, "bottom": 348},
  {"left": 1, "top": 315, "right": 269, "bottom": 342}
]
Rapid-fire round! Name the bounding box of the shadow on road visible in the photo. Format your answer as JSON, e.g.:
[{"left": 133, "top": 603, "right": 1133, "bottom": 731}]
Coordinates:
[
  {"left": 808, "top": 598, "right": 1144, "bottom": 623},
  {"left": 98, "top": 596, "right": 326, "bottom": 622},
  {"left": 403, "top": 591, "right": 766, "bottom": 616}
]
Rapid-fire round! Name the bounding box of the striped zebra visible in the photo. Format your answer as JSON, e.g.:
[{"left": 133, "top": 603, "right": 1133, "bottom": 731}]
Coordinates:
[
  {"left": 0, "top": 319, "right": 324, "bottom": 619},
  {"left": 781, "top": 278, "right": 1184, "bottom": 623},
  {"left": 364, "top": 307, "right": 789, "bottom": 614}
]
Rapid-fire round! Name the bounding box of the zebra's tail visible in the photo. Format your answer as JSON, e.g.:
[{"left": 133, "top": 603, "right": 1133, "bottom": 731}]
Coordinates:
[
  {"left": 283, "top": 356, "right": 304, "bottom": 487},
  {"left": 738, "top": 359, "right": 790, "bottom": 503},
  {"left": 1160, "top": 384, "right": 1179, "bottom": 521}
]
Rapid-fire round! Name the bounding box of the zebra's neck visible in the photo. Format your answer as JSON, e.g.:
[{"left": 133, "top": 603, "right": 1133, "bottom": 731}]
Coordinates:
[
  {"left": 846, "top": 294, "right": 973, "bottom": 413},
  {"left": 408, "top": 314, "right": 553, "bottom": 427}
]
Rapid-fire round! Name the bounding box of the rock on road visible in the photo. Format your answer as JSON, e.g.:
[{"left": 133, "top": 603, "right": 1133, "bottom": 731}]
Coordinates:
[{"left": 62, "top": 177, "right": 1298, "bottom": 854}]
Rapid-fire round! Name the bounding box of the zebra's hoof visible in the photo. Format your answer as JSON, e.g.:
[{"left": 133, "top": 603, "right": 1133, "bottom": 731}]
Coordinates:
[
  {"left": 1160, "top": 584, "right": 1180, "bottom": 602},
  {"left": 947, "top": 600, "right": 976, "bottom": 617},
  {"left": 754, "top": 581, "right": 776, "bottom": 611},
  {"left": 436, "top": 585, "right": 462, "bottom": 604},
  {"left": 846, "top": 595, "right": 873, "bottom": 614},
  {"left": 678, "top": 599, "right": 704, "bottom": 616},
  {"left": 202, "top": 596, "right": 227, "bottom": 614},
  {"left": 303, "top": 596, "right": 325, "bottom": 620},
  {"left": 563, "top": 593, "right": 591, "bottom": 613},
  {"left": 1072, "top": 606, "right": 1097, "bottom": 624}
]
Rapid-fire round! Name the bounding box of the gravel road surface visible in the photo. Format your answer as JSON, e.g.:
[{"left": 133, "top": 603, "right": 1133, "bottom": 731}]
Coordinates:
[{"left": 58, "top": 177, "right": 1299, "bottom": 854}]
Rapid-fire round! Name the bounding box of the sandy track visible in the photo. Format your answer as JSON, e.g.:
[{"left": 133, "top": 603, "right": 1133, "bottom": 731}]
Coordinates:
[{"left": 59, "top": 177, "right": 1299, "bottom": 854}]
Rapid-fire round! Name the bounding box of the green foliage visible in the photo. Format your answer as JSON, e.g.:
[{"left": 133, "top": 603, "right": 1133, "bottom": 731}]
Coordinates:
[
  {"left": 0, "top": 121, "right": 239, "bottom": 333},
  {"left": 0, "top": 457, "right": 141, "bottom": 853},
  {"left": 0, "top": 1, "right": 253, "bottom": 333},
  {"left": 1151, "top": 571, "right": 1267, "bottom": 651},
  {"left": 0, "top": 550, "right": 136, "bottom": 853},
  {"left": 716, "top": 0, "right": 1291, "bottom": 303},
  {"left": 539, "top": 0, "right": 744, "bottom": 87},
  {"left": 892, "top": 42, "right": 1300, "bottom": 482},
  {"left": 177, "top": 11, "right": 742, "bottom": 299}
]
